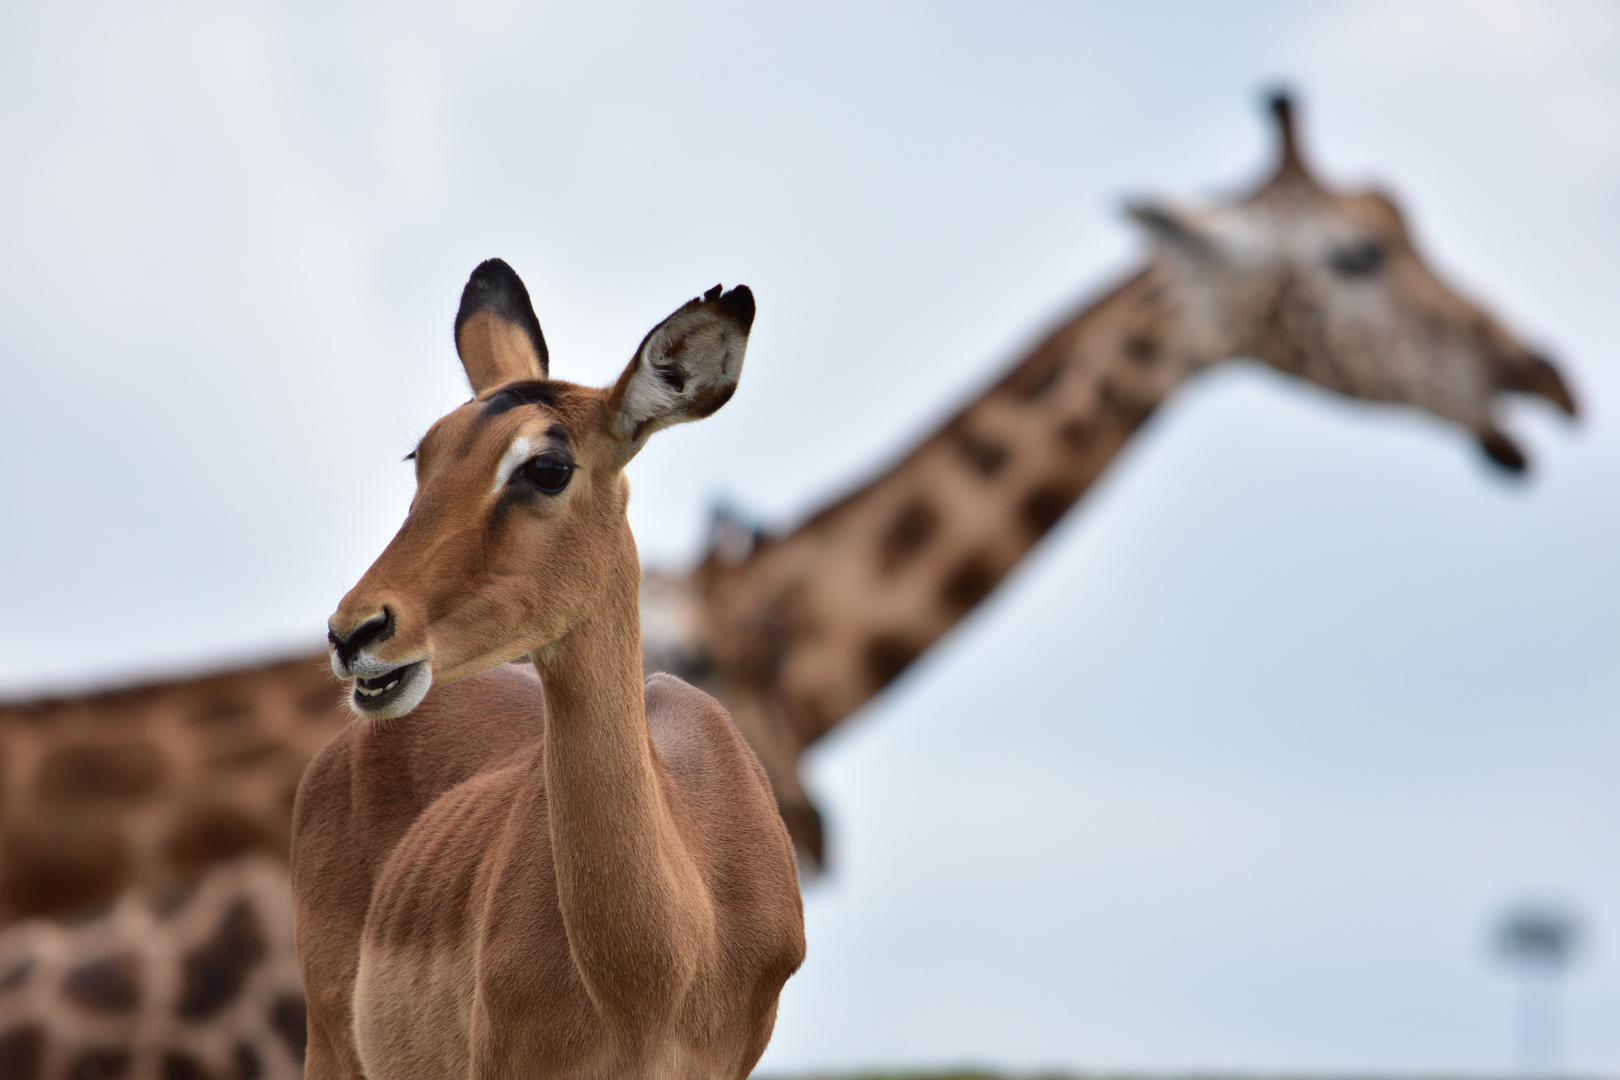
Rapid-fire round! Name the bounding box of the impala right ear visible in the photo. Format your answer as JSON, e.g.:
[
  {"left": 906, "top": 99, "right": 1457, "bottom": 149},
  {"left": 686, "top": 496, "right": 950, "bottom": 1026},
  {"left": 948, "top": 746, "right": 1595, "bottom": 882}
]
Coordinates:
[
  {"left": 454, "top": 259, "right": 550, "bottom": 394},
  {"left": 607, "top": 284, "right": 754, "bottom": 464}
]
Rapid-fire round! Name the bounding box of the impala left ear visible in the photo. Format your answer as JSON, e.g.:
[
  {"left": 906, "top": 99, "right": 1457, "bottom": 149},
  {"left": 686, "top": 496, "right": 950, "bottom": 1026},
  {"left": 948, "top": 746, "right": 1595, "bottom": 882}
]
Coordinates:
[{"left": 608, "top": 284, "right": 754, "bottom": 463}]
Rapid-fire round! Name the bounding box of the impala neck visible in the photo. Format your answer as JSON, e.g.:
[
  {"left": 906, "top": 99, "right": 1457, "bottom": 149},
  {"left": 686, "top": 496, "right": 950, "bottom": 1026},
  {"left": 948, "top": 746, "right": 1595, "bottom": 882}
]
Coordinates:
[
  {"left": 531, "top": 542, "right": 709, "bottom": 1021},
  {"left": 700, "top": 262, "right": 1207, "bottom": 748}
]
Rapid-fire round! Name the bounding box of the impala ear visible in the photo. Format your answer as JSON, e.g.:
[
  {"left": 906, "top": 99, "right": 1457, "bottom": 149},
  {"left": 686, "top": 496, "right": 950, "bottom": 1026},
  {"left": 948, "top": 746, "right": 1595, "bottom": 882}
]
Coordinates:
[
  {"left": 608, "top": 284, "right": 754, "bottom": 463},
  {"left": 454, "top": 259, "right": 549, "bottom": 394}
]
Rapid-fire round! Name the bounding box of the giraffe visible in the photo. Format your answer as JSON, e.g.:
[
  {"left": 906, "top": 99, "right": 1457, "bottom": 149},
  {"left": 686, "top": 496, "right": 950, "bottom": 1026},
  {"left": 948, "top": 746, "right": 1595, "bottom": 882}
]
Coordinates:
[
  {"left": 677, "top": 93, "right": 1576, "bottom": 863},
  {"left": 0, "top": 655, "right": 343, "bottom": 926},
  {"left": 0, "top": 855, "right": 305, "bottom": 1080},
  {"left": 0, "top": 94, "right": 1575, "bottom": 1061},
  {"left": 293, "top": 264, "right": 805, "bottom": 1079}
]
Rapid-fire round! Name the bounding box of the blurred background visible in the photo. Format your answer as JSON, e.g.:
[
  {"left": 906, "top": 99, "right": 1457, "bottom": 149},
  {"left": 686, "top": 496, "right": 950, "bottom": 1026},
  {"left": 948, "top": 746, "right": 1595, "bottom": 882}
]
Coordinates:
[{"left": 1, "top": 1, "right": 1617, "bottom": 1074}]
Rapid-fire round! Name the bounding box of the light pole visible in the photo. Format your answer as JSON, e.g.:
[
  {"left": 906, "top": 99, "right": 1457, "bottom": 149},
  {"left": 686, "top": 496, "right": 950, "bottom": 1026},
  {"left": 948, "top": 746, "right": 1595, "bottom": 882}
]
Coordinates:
[{"left": 1494, "top": 902, "right": 1583, "bottom": 1076}]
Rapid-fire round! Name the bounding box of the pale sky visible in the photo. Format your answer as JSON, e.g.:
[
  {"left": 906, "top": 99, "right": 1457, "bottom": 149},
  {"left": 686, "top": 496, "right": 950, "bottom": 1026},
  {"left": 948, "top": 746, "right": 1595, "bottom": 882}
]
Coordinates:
[{"left": 1, "top": 2, "right": 1618, "bottom": 1074}]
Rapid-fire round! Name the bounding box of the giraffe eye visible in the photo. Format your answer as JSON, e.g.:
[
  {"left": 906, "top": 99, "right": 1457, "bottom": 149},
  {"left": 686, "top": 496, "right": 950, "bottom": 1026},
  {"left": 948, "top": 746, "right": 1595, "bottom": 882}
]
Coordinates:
[
  {"left": 520, "top": 456, "right": 574, "bottom": 494},
  {"left": 1329, "top": 238, "right": 1385, "bottom": 277}
]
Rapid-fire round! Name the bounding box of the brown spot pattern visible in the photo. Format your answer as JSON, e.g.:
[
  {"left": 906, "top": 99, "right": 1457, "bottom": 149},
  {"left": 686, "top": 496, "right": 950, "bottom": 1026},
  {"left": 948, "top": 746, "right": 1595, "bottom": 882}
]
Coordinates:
[
  {"left": 232, "top": 1042, "right": 262, "bottom": 1080},
  {"left": 0, "top": 1025, "right": 43, "bottom": 1080},
  {"left": 160, "top": 1052, "right": 208, "bottom": 1080},
  {"left": 865, "top": 634, "right": 923, "bottom": 690},
  {"left": 297, "top": 686, "right": 341, "bottom": 717},
  {"left": 0, "top": 959, "right": 31, "bottom": 994},
  {"left": 189, "top": 699, "right": 254, "bottom": 727},
  {"left": 165, "top": 808, "right": 277, "bottom": 876},
  {"left": 1005, "top": 350, "right": 1064, "bottom": 399},
  {"left": 878, "top": 498, "right": 939, "bottom": 573},
  {"left": 176, "top": 900, "right": 266, "bottom": 1020},
  {"left": 1124, "top": 333, "right": 1160, "bottom": 364},
  {"left": 941, "top": 553, "right": 999, "bottom": 614},
  {"left": 953, "top": 430, "right": 1010, "bottom": 477},
  {"left": 63, "top": 952, "right": 140, "bottom": 1013},
  {"left": 1020, "top": 483, "right": 1078, "bottom": 538},
  {"left": 0, "top": 828, "right": 125, "bottom": 919},
  {"left": 204, "top": 740, "right": 291, "bottom": 772},
  {"left": 268, "top": 993, "right": 308, "bottom": 1063},
  {"left": 67, "top": 1048, "right": 130, "bottom": 1080},
  {"left": 36, "top": 742, "right": 165, "bottom": 804},
  {"left": 1058, "top": 416, "right": 1093, "bottom": 451}
]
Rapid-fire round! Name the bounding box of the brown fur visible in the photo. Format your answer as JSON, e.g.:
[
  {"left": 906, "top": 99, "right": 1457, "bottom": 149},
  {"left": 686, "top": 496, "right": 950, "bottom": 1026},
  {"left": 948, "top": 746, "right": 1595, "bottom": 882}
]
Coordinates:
[{"left": 292, "top": 275, "right": 804, "bottom": 1079}]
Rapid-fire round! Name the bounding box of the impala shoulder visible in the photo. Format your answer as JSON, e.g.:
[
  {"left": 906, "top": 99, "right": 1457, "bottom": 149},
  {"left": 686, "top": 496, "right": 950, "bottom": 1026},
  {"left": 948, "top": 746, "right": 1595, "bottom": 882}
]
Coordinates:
[
  {"left": 643, "top": 673, "right": 751, "bottom": 774},
  {"left": 294, "top": 722, "right": 360, "bottom": 824}
]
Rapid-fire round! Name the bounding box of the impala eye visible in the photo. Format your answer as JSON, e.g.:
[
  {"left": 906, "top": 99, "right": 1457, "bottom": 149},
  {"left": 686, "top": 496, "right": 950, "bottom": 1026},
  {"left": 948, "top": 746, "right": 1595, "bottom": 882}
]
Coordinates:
[
  {"left": 1329, "top": 238, "right": 1385, "bottom": 277},
  {"left": 520, "top": 455, "right": 573, "bottom": 494}
]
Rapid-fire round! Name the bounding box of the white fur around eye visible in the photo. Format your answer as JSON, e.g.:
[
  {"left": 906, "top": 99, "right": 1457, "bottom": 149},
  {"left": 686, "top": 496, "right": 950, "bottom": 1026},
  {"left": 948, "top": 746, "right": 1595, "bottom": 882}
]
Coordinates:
[{"left": 492, "top": 437, "right": 534, "bottom": 495}]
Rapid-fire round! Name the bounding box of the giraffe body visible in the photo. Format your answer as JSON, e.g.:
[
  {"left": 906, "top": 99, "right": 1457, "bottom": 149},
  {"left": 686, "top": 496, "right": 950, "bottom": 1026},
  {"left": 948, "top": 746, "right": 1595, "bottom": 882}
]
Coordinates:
[{"left": 0, "top": 856, "right": 305, "bottom": 1080}]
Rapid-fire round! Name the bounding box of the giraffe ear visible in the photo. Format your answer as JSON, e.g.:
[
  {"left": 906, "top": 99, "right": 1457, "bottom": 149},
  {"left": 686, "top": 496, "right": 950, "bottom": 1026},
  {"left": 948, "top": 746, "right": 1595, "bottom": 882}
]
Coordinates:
[
  {"left": 607, "top": 285, "right": 754, "bottom": 464},
  {"left": 1125, "top": 199, "right": 1217, "bottom": 256},
  {"left": 454, "top": 259, "right": 550, "bottom": 394}
]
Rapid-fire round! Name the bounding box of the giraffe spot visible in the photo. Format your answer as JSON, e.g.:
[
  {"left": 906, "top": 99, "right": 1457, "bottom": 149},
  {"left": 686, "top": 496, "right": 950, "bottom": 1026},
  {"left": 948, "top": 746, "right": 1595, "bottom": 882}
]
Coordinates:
[
  {"left": 231, "top": 1041, "right": 262, "bottom": 1080},
  {"left": 1098, "top": 378, "right": 1157, "bottom": 428},
  {"left": 941, "top": 553, "right": 999, "bottom": 614},
  {"left": 878, "top": 498, "right": 939, "bottom": 574},
  {"left": 204, "top": 739, "right": 292, "bottom": 773},
  {"left": 799, "top": 696, "right": 836, "bottom": 743},
  {"left": 0, "top": 959, "right": 31, "bottom": 994},
  {"left": 63, "top": 952, "right": 140, "bottom": 1013},
  {"left": 150, "top": 884, "right": 193, "bottom": 920},
  {"left": 297, "top": 686, "right": 342, "bottom": 717},
  {"left": 864, "top": 634, "right": 923, "bottom": 691},
  {"left": 67, "top": 1047, "right": 130, "bottom": 1080},
  {"left": 1005, "top": 350, "right": 1063, "bottom": 400},
  {"left": 268, "top": 994, "right": 307, "bottom": 1063},
  {"left": 1124, "top": 333, "right": 1160, "bottom": 364},
  {"left": 1058, "top": 416, "right": 1093, "bottom": 451},
  {"left": 160, "top": 1051, "right": 209, "bottom": 1080},
  {"left": 36, "top": 742, "right": 165, "bottom": 804},
  {"left": 953, "top": 429, "right": 1010, "bottom": 478},
  {"left": 0, "top": 827, "right": 125, "bottom": 920},
  {"left": 1020, "top": 482, "right": 1079, "bottom": 539},
  {"left": 189, "top": 698, "right": 255, "bottom": 727},
  {"left": 0, "top": 1025, "right": 43, "bottom": 1080},
  {"left": 176, "top": 899, "right": 266, "bottom": 1020},
  {"left": 165, "top": 807, "right": 278, "bottom": 876}
]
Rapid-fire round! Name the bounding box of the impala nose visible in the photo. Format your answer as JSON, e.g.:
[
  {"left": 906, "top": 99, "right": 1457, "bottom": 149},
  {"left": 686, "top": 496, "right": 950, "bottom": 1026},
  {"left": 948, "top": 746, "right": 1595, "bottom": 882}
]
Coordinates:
[{"left": 328, "top": 609, "right": 395, "bottom": 670}]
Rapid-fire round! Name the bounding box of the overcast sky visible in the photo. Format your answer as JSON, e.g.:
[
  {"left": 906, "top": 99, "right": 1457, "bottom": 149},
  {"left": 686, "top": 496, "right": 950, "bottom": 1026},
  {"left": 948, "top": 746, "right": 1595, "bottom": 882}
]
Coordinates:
[{"left": 2, "top": 1, "right": 1618, "bottom": 1074}]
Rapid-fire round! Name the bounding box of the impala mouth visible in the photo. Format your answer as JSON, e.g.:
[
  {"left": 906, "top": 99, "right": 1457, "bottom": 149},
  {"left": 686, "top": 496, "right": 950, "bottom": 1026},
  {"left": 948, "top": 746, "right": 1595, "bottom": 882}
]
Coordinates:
[{"left": 348, "top": 660, "right": 431, "bottom": 718}]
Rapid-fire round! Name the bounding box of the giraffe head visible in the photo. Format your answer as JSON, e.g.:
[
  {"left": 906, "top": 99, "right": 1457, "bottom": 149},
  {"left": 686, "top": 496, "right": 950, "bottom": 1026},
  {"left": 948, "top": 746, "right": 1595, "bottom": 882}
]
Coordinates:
[
  {"left": 328, "top": 259, "right": 753, "bottom": 719},
  {"left": 1126, "top": 93, "right": 1575, "bottom": 472}
]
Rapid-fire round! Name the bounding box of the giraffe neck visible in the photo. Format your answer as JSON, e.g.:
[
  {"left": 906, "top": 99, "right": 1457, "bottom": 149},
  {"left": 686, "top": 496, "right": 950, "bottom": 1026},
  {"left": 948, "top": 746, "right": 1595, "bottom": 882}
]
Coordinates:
[{"left": 701, "top": 262, "right": 1204, "bottom": 747}]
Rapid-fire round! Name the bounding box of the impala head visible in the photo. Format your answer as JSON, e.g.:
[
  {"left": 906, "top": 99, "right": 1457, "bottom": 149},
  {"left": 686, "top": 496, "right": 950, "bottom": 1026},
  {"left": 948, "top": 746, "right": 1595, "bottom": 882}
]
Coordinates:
[
  {"left": 1128, "top": 92, "right": 1576, "bottom": 472},
  {"left": 328, "top": 259, "right": 753, "bottom": 719}
]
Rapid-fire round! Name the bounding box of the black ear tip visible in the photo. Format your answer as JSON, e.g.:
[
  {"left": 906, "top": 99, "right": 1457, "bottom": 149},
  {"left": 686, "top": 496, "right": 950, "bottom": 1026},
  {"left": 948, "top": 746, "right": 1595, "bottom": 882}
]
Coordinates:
[
  {"left": 468, "top": 257, "right": 520, "bottom": 286},
  {"left": 454, "top": 257, "right": 549, "bottom": 372},
  {"left": 714, "top": 284, "right": 755, "bottom": 332},
  {"left": 457, "top": 258, "right": 529, "bottom": 329}
]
